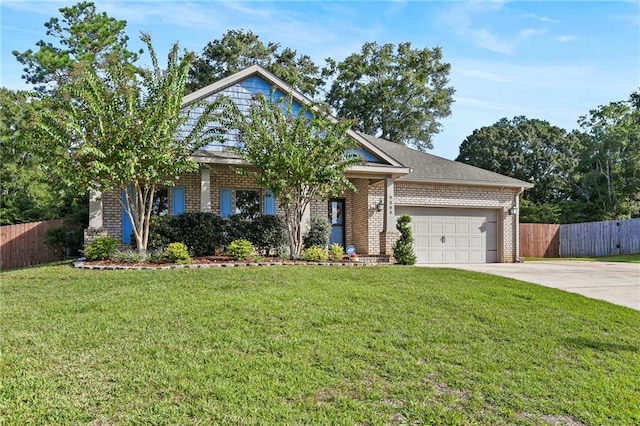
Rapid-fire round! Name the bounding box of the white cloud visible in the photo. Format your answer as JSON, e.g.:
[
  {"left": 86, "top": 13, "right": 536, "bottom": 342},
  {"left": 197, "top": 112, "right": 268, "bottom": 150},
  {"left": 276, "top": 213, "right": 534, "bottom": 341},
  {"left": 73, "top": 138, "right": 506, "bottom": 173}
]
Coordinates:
[{"left": 555, "top": 35, "right": 576, "bottom": 43}]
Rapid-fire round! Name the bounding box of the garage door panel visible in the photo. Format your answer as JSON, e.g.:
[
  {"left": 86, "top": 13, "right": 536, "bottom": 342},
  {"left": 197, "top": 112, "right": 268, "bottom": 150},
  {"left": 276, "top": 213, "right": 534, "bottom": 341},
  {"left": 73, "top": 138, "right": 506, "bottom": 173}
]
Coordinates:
[{"left": 396, "top": 207, "right": 499, "bottom": 264}]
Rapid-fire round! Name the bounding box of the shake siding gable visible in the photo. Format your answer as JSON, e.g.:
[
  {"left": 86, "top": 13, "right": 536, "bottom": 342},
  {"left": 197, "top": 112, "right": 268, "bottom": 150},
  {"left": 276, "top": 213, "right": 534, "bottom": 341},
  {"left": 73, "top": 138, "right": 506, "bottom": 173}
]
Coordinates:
[{"left": 178, "top": 76, "right": 307, "bottom": 152}]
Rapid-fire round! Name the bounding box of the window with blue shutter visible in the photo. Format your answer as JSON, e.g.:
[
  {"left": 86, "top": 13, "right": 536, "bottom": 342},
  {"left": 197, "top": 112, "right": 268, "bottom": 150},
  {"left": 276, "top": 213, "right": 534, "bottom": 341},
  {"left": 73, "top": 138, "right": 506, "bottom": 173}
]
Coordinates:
[
  {"left": 220, "top": 188, "right": 232, "bottom": 217},
  {"left": 172, "top": 186, "right": 186, "bottom": 215},
  {"left": 263, "top": 190, "right": 275, "bottom": 215},
  {"left": 121, "top": 188, "right": 133, "bottom": 244}
]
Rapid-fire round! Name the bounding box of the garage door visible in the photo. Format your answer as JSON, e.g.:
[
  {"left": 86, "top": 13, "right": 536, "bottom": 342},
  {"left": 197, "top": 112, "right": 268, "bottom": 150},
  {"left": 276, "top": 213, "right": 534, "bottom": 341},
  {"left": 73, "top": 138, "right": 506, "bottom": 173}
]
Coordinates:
[{"left": 396, "top": 207, "right": 498, "bottom": 264}]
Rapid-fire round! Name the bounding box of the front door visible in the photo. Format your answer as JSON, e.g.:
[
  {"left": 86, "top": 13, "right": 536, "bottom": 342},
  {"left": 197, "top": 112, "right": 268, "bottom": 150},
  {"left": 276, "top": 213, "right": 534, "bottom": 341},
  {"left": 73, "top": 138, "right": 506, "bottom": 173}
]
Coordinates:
[{"left": 328, "top": 199, "right": 345, "bottom": 246}]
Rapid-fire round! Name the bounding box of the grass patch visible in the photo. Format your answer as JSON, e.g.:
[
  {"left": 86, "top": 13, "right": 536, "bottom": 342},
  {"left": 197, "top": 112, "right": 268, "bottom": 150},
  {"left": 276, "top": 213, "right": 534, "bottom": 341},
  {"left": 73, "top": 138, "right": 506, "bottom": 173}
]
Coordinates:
[
  {"left": 2, "top": 265, "right": 639, "bottom": 425},
  {"left": 525, "top": 253, "right": 640, "bottom": 263}
]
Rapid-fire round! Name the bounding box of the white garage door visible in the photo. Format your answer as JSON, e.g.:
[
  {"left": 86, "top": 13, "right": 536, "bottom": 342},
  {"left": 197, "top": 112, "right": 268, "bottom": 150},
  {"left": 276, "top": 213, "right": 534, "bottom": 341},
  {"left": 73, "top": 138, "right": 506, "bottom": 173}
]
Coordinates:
[{"left": 396, "top": 207, "right": 498, "bottom": 264}]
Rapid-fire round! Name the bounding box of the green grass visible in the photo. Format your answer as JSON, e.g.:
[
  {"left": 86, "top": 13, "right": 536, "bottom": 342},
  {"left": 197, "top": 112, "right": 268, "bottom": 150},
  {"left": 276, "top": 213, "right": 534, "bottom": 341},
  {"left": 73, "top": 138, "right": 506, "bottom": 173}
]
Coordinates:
[
  {"left": 2, "top": 265, "right": 639, "bottom": 425},
  {"left": 525, "top": 253, "right": 640, "bottom": 263}
]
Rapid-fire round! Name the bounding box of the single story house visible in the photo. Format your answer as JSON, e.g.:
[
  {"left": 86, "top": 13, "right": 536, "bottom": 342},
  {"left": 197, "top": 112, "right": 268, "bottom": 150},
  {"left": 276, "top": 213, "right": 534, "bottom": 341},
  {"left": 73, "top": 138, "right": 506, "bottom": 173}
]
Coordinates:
[{"left": 86, "top": 65, "right": 533, "bottom": 263}]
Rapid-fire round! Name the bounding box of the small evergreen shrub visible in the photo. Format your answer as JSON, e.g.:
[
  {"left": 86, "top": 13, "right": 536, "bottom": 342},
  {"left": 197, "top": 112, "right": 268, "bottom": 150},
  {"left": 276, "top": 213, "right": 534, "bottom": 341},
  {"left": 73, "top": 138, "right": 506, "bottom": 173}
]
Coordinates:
[
  {"left": 111, "top": 249, "right": 143, "bottom": 264},
  {"left": 303, "top": 246, "right": 329, "bottom": 262},
  {"left": 167, "top": 213, "right": 226, "bottom": 256},
  {"left": 166, "top": 242, "right": 191, "bottom": 264},
  {"left": 224, "top": 214, "right": 252, "bottom": 246},
  {"left": 84, "top": 236, "right": 118, "bottom": 261},
  {"left": 44, "top": 226, "right": 67, "bottom": 259},
  {"left": 393, "top": 214, "right": 417, "bottom": 265},
  {"left": 227, "top": 239, "right": 255, "bottom": 261},
  {"left": 328, "top": 243, "right": 344, "bottom": 261},
  {"left": 303, "top": 217, "right": 331, "bottom": 248},
  {"left": 248, "top": 215, "right": 287, "bottom": 255}
]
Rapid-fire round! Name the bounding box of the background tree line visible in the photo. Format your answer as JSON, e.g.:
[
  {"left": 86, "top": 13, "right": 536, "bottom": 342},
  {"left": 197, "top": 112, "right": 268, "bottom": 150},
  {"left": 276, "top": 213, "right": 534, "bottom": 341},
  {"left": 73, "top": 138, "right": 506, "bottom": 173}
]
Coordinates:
[{"left": 2, "top": 1, "right": 637, "bottom": 228}]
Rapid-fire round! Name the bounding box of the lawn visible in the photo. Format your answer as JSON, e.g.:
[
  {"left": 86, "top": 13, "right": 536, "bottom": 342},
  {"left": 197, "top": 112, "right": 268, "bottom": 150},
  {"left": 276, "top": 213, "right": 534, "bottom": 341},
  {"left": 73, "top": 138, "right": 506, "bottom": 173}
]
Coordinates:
[{"left": 2, "top": 265, "right": 639, "bottom": 425}]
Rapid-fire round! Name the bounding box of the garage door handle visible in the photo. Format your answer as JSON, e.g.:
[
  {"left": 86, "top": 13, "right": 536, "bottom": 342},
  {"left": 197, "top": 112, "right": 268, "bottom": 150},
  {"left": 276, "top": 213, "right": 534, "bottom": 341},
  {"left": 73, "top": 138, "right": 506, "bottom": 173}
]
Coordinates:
[{"left": 441, "top": 236, "right": 446, "bottom": 243}]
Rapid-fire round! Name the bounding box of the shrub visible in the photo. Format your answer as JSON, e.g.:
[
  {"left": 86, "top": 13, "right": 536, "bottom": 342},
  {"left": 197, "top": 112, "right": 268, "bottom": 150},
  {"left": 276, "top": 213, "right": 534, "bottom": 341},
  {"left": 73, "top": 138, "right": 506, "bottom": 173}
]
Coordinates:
[
  {"left": 84, "top": 236, "right": 118, "bottom": 261},
  {"left": 393, "top": 214, "right": 417, "bottom": 265},
  {"left": 303, "top": 246, "right": 328, "bottom": 262},
  {"left": 227, "top": 239, "right": 255, "bottom": 261},
  {"left": 328, "top": 243, "right": 344, "bottom": 261},
  {"left": 146, "top": 248, "right": 167, "bottom": 263},
  {"left": 111, "top": 249, "right": 143, "bottom": 264},
  {"left": 44, "top": 226, "right": 67, "bottom": 259},
  {"left": 167, "top": 212, "right": 226, "bottom": 256},
  {"left": 166, "top": 242, "right": 191, "bottom": 264},
  {"left": 224, "top": 214, "right": 252, "bottom": 246},
  {"left": 248, "top": 215, "right": 287, "bottom": 255},
  {"left": 303, "top": 217, "right": 331, "bottom": 248}
]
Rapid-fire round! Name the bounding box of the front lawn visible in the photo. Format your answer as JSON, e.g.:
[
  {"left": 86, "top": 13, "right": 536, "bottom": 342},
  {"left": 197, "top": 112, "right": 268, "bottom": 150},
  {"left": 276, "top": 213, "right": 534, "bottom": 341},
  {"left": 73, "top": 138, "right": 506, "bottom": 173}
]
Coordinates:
[{"left": 2, "top": 265, "right": 638, "bottom": 425}]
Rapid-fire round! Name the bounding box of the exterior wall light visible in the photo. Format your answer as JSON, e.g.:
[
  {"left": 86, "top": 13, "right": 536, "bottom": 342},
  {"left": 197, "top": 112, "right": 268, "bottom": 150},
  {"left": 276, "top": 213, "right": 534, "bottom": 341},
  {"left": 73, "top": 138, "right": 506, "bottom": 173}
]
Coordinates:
[
  {"left": 509, "top": 206, "right": 518, "bottom": 215},
  {"left": 376, "top": 198, "right": 385, "bottom": 212}
]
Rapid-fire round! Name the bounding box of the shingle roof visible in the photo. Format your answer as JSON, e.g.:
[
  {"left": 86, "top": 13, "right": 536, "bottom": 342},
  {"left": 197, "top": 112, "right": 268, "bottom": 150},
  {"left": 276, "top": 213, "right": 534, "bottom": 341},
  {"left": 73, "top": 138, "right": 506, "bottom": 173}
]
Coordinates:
[{"left": 359, "top": 133, "right": 533, "bottom": 189}]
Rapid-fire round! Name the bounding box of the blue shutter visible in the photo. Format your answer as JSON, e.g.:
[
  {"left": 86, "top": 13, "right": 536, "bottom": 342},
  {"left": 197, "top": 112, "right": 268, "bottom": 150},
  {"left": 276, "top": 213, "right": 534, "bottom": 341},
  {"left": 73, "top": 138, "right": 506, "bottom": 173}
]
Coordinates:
[
  {"left": 172, "top": 186, "right": 186, "bottom": 215},
  {"left": 263, "top": 190, "right": 275, "bottom": 215},
  {"left": 220, "top": 188, "right": 232, "bottom": 217},
  {"left": 121, "top": 188, "right": 133, "bottom": 244}
]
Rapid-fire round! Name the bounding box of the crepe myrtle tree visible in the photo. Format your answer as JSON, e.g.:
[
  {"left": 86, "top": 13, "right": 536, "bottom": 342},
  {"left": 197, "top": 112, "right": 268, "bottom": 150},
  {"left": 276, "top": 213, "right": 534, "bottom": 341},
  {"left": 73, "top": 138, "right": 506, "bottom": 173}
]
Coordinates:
[
  {"left": 36, "top": 33, "right": 224, "bottom": 256},
  {"left": 222, "top": 92, "right": 361, "bottom": 258}
]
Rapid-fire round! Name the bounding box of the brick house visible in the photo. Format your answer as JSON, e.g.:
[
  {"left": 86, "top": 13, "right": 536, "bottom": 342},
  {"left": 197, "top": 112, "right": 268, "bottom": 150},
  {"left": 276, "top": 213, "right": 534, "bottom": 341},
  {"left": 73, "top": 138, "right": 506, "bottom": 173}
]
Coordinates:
[{"left": 87, "top": 65, "right": 532, "bottom": 263}]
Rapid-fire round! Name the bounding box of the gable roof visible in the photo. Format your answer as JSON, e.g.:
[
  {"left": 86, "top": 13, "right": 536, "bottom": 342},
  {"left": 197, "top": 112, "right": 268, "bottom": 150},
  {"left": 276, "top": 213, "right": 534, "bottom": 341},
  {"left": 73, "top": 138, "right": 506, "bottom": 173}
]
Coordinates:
[
  {"left": 359, "top": 133, "right": 534, "bottom": 189},
  {"left": 182, "top": 65, "right": 406, "bottom": 170}
]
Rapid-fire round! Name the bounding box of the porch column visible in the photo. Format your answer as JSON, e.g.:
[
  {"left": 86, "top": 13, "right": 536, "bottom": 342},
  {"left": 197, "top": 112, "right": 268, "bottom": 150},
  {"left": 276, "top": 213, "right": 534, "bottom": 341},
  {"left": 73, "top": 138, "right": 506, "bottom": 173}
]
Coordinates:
[
  {"left": 201, "top": 168, "right": 211, "bottom": 212},
  {"left": 88, "top": 189, "right": 103, "bottom": 229},
  {"left": 84, "top": 189, "right": 107, "bottom": 246},
  {"left": 380, "top": 178, "right": 400, "bottom": 256}
]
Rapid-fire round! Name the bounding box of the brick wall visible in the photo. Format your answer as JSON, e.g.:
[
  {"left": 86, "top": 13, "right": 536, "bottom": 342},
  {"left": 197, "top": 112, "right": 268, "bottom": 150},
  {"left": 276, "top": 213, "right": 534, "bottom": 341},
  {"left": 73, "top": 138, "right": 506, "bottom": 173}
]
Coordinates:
[{"left": 394, "top": 182, "right": 517, "bottom": 262}]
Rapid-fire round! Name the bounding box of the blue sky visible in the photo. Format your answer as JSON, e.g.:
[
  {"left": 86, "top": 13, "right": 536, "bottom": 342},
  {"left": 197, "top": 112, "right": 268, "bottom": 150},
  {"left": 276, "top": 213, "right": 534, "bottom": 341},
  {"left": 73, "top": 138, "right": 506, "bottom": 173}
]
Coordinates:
[{"left": 2, "top": 0, "right": 638, "bottom": 159}]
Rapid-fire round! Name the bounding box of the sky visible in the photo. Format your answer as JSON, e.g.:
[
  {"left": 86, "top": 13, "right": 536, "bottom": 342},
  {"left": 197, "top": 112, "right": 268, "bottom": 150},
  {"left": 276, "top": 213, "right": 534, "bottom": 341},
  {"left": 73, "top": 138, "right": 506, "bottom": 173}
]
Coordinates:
[{"left": 1, "top": 0, "right": 639, "bottom": 160}]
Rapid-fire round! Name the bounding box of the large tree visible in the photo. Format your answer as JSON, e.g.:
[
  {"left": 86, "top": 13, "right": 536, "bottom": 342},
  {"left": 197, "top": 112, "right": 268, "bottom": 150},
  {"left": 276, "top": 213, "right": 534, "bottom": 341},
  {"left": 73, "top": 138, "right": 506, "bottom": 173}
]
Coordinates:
[
  {"left": 0, "top": 89, "right": 55, "bottom": 224},
  {"left": 223, "top": 93, "right": 360, "bottom": 258},
  {"left": 187, "top": 29, "right": 321, "bottom": 96},
  {"left": 36, "top": 34, "right": 224, "bottom": 256},
  {"left": 323, "top": 41, "right": 454, "bottom": 151},
  {"left": 456, "top": 116, "right": 580, "bottom": 206},
  {"left": 13, "top": 1, "right": 141, "bottom": 93},
  {"left": 573, "top": 91, "right": 640, "bottom": 219}
]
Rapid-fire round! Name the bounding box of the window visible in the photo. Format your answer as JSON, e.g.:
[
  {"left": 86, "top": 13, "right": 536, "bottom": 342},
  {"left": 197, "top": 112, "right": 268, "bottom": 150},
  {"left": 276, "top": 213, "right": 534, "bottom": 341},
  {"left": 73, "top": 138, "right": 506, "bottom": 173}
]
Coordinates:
[
  {"left": 235, "top": 190, "right": 261, "bottom": 220},
  {"left": 153, "top": 187, "right": 169, "bottom": 216}
]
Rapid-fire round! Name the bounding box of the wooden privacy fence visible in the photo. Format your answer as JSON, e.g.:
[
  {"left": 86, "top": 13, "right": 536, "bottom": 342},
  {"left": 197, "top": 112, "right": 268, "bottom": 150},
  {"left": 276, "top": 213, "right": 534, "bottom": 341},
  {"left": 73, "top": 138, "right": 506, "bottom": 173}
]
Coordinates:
[
  {"left": 520, "top": 224, "right": 560, "bottom": 258},
  {"left": 0, "top": 219, "right": 64, "bottom": 270},
  {"left": 520, "top": 218, "right": 640, "bottom": 258}
]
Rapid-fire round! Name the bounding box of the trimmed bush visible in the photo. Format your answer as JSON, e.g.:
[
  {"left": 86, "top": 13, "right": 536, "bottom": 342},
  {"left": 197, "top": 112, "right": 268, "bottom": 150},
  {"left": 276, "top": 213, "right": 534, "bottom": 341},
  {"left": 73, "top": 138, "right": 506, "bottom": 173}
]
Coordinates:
[
  {"left": 249, "top": 215, "right": 287, "bottom": 255},
  {"left": 166, "top": 242, "right": 191, "bottom": 264},
  {"left": 227, "top": 239, "right": 255, "bottom": 261},
  {"left": 328, "top": 243, "right": 344, "bottom": 261},
  {"left": 393, "top": 214, "right": 417, "bottom": 265},
  {"left": 167, "top": 212, "right": 226, "bottom": 256},
  {"left": 84, "top": 236, "right": 118, "bottom": 261},
  {"left": 303, "top": 246, "right": 329, "bottom": 262},
  {"left": 224, "top": 214, "right": 252, "bottom": 246},
  {"left": 303, "top": 217, "right": 331, "bottom": 249}
]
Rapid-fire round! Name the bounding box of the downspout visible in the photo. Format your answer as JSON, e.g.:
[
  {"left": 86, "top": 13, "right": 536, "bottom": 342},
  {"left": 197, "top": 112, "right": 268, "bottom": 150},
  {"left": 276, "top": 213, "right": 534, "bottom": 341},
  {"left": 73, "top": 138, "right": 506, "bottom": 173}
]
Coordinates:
[{"left": 515, "top": 187, "right": 524, "bottom": 263}]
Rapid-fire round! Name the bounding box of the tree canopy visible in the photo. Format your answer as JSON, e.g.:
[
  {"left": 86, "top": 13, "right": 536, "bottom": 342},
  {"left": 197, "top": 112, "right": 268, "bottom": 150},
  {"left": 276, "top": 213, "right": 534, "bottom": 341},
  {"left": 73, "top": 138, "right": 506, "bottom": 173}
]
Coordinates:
[
  {"left": 456, "top": 116, "right": 580, "bottom": 206},
  {"left": 12, "top": 1, "right": 141, "bottom": 92},
  {"left": 187, "top": 29, "right": 321, "bottom": 96},
  {"left": 573, "top": 92, "right": 640, "bottom": 220},
  {"left": 222, "top": 92, "right": 360, "bottom": 258},
  {"left": 35, "top": 34, "right": 224, "bottom": 255},
  {"left": 323, "top": 41, "right": 454, "bottom": 151}
]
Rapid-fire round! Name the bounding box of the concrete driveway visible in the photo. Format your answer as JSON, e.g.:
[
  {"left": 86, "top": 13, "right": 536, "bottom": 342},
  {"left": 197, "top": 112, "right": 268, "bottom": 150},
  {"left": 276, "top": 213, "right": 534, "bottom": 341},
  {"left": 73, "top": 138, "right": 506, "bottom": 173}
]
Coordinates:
[{"left": 423, "top": 260, "right": 640, "bottom": 311}]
